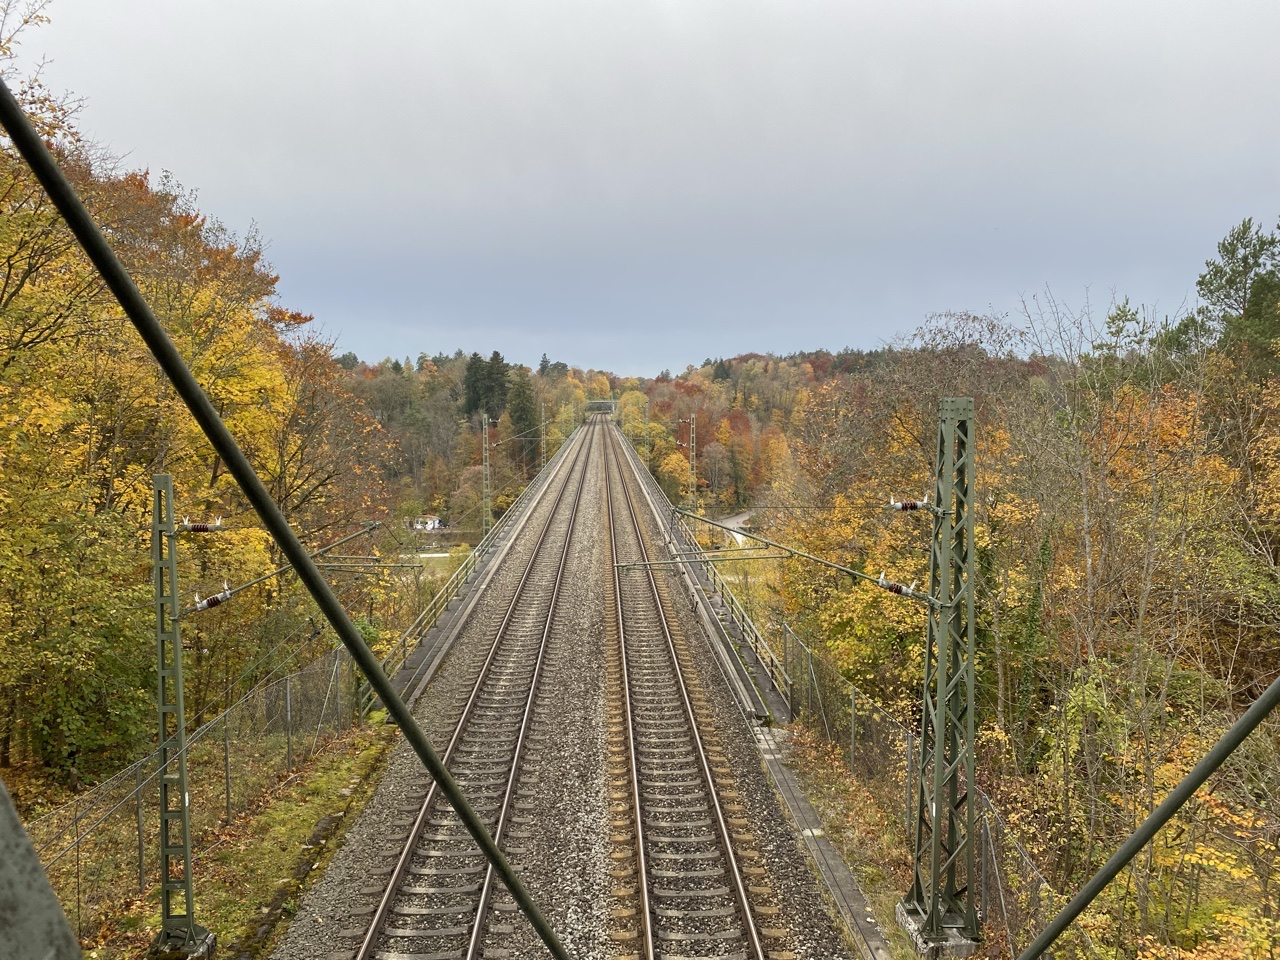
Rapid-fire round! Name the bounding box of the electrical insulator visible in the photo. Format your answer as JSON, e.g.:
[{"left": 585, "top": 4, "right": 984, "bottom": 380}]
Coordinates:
[
  {"left": 889, "top": 495, "right": 928, "bottom": 511},
  {"left": 180, "top": 516, "right": 223, "bottom": 533},
  {"left": 194, "top": 584, "right": 231, "bottom": 612},
  {"left": 877, "top": 572, "right": 917, "bottom": 596}
]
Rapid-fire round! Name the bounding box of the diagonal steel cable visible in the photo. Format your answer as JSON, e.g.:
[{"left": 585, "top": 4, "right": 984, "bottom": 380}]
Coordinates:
[{"left": 0, "top": 78, "right": 570, "bottom": 960}]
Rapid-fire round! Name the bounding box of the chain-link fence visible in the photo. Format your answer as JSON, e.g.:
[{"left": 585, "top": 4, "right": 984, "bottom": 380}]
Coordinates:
[
  {"left": 976, "top": 795, "right": 1099, "bottom": 959},
  {"left": 24, "top": 645, "right": 360, "bottom": 944}
]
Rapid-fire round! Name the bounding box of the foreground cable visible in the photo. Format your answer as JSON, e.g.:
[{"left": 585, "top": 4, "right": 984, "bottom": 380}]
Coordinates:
[{"left": 0, "top": 77, "right": 570, "bottom": 960}]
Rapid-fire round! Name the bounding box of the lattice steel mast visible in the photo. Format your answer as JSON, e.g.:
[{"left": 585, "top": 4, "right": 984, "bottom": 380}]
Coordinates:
[
  {"left": 149, "top": 475, "right": 215, "bottom": 959},
  {"left": 481, "top": 410, "right": 493, "bottom": 538},
  {"left": 899, "top": 398, "right": 979, "bottom": 953}
]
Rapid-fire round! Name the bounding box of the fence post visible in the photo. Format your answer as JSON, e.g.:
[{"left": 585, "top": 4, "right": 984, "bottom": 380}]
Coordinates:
[
  {"left": 313, "top": 653, "right": 342, "bottom": 759},
  {"left": 346, "top": 652, "right": 355, "bottom": 730},
  {"left": 905, "top": 729, "right": 915, "bottom": 832},
  {"left": 224, "top": 715, "right": 232, "bottom": 824},
  {"left": 850, "top": 687, "right": 857, "bottom": 770},
  {"left": 979, "top": 807, "right": 989, "bottom": 922},
  {"left": 74, "top": 795, "right": 82, "bottom": 940},
  {"left": 135, "top": 763, "right": 145, "bottom": 893},
  {"left": 285, "top": 674, "right": 293, "bottom": 772},
  {"left": 781, "top": 625, "right": 788, "bottom": 707},
  {"left": 806, "top": 643, "right": 813, "bottom": 718},
  {"left": 338, "top": 651, "right": 347, "bottom": 731}
]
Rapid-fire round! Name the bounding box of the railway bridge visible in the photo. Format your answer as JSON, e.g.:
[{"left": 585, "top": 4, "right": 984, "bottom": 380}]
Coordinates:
[
  {"left": 0, "top": 77, "right": 940, "bottom": 955},
  {"left": 272, "top": 415, "right": 864, "bottom": 960}
]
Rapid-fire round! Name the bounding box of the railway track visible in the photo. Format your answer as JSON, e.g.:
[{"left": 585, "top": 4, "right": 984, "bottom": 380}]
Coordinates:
[
  {"left": 348, "top": 418, "right": 600, "bottom": 960},
  {"left": 602, "top": 423, "right": 778, "bottom": 960},
  {"left": 323, "top": 415, "right": 793, "bottom": 960}
]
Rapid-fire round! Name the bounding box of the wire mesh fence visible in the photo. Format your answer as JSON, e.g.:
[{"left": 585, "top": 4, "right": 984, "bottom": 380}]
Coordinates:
[
  {"left": 24, "top": 645, "right": 360, "bottom": 944},
  {"left": 976, "top": 795, "right": 1098, "bottom": 960},
  {"left": 768, "top": 620, "right": 1097, "bottom": 959}
]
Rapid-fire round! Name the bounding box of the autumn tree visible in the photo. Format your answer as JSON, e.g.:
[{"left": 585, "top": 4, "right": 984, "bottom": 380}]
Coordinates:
[{"left": 0, "top": 89, "right": 403, "bottom": 784}]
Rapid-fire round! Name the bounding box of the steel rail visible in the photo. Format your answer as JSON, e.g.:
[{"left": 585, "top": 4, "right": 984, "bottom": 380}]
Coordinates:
[
  {"left": 613, "top": 422, "right": 774, "bottom": 725},
  {"left": 605, "top": 423, "right": 767, "bottom": 960},
  {"left": 398, "top": 426, "right": 579, "bottom": 699},
  {"left": 367, "top": 430, "right": 579, "bottom": 715},
  {"left": 464, "top": 416, "right": 598, "bottom": 958},
  {"left": 0, "top": 79, "right": 570, "bottom": 960},
  {"left": 355, "top": 422, "right": 595, "bottom": 960},
  {"left": 602, "top": 418, "right": 656, "bottom": 960}
]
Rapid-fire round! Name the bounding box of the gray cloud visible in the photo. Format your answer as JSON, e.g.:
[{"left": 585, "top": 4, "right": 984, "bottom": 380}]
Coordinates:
[{"left": 18, "top": 0, "right": 1280, "bottom": 373}]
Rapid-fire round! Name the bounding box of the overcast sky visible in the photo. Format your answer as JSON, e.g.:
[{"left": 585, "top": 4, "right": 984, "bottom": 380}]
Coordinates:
[{"left": 13, "top": 1, "right": 1280, "bottom": 375}]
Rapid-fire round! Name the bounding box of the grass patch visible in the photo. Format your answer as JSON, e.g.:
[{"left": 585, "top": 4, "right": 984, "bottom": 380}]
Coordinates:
[
  {"left": 415, "top": 555, "right": 459, "bottom": 578},
  {"left": 786, "top": 726, "right": 921, "bottom": 960},
  {"left": 84, "top": 721, "right": 398, "bottom": 960}
]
